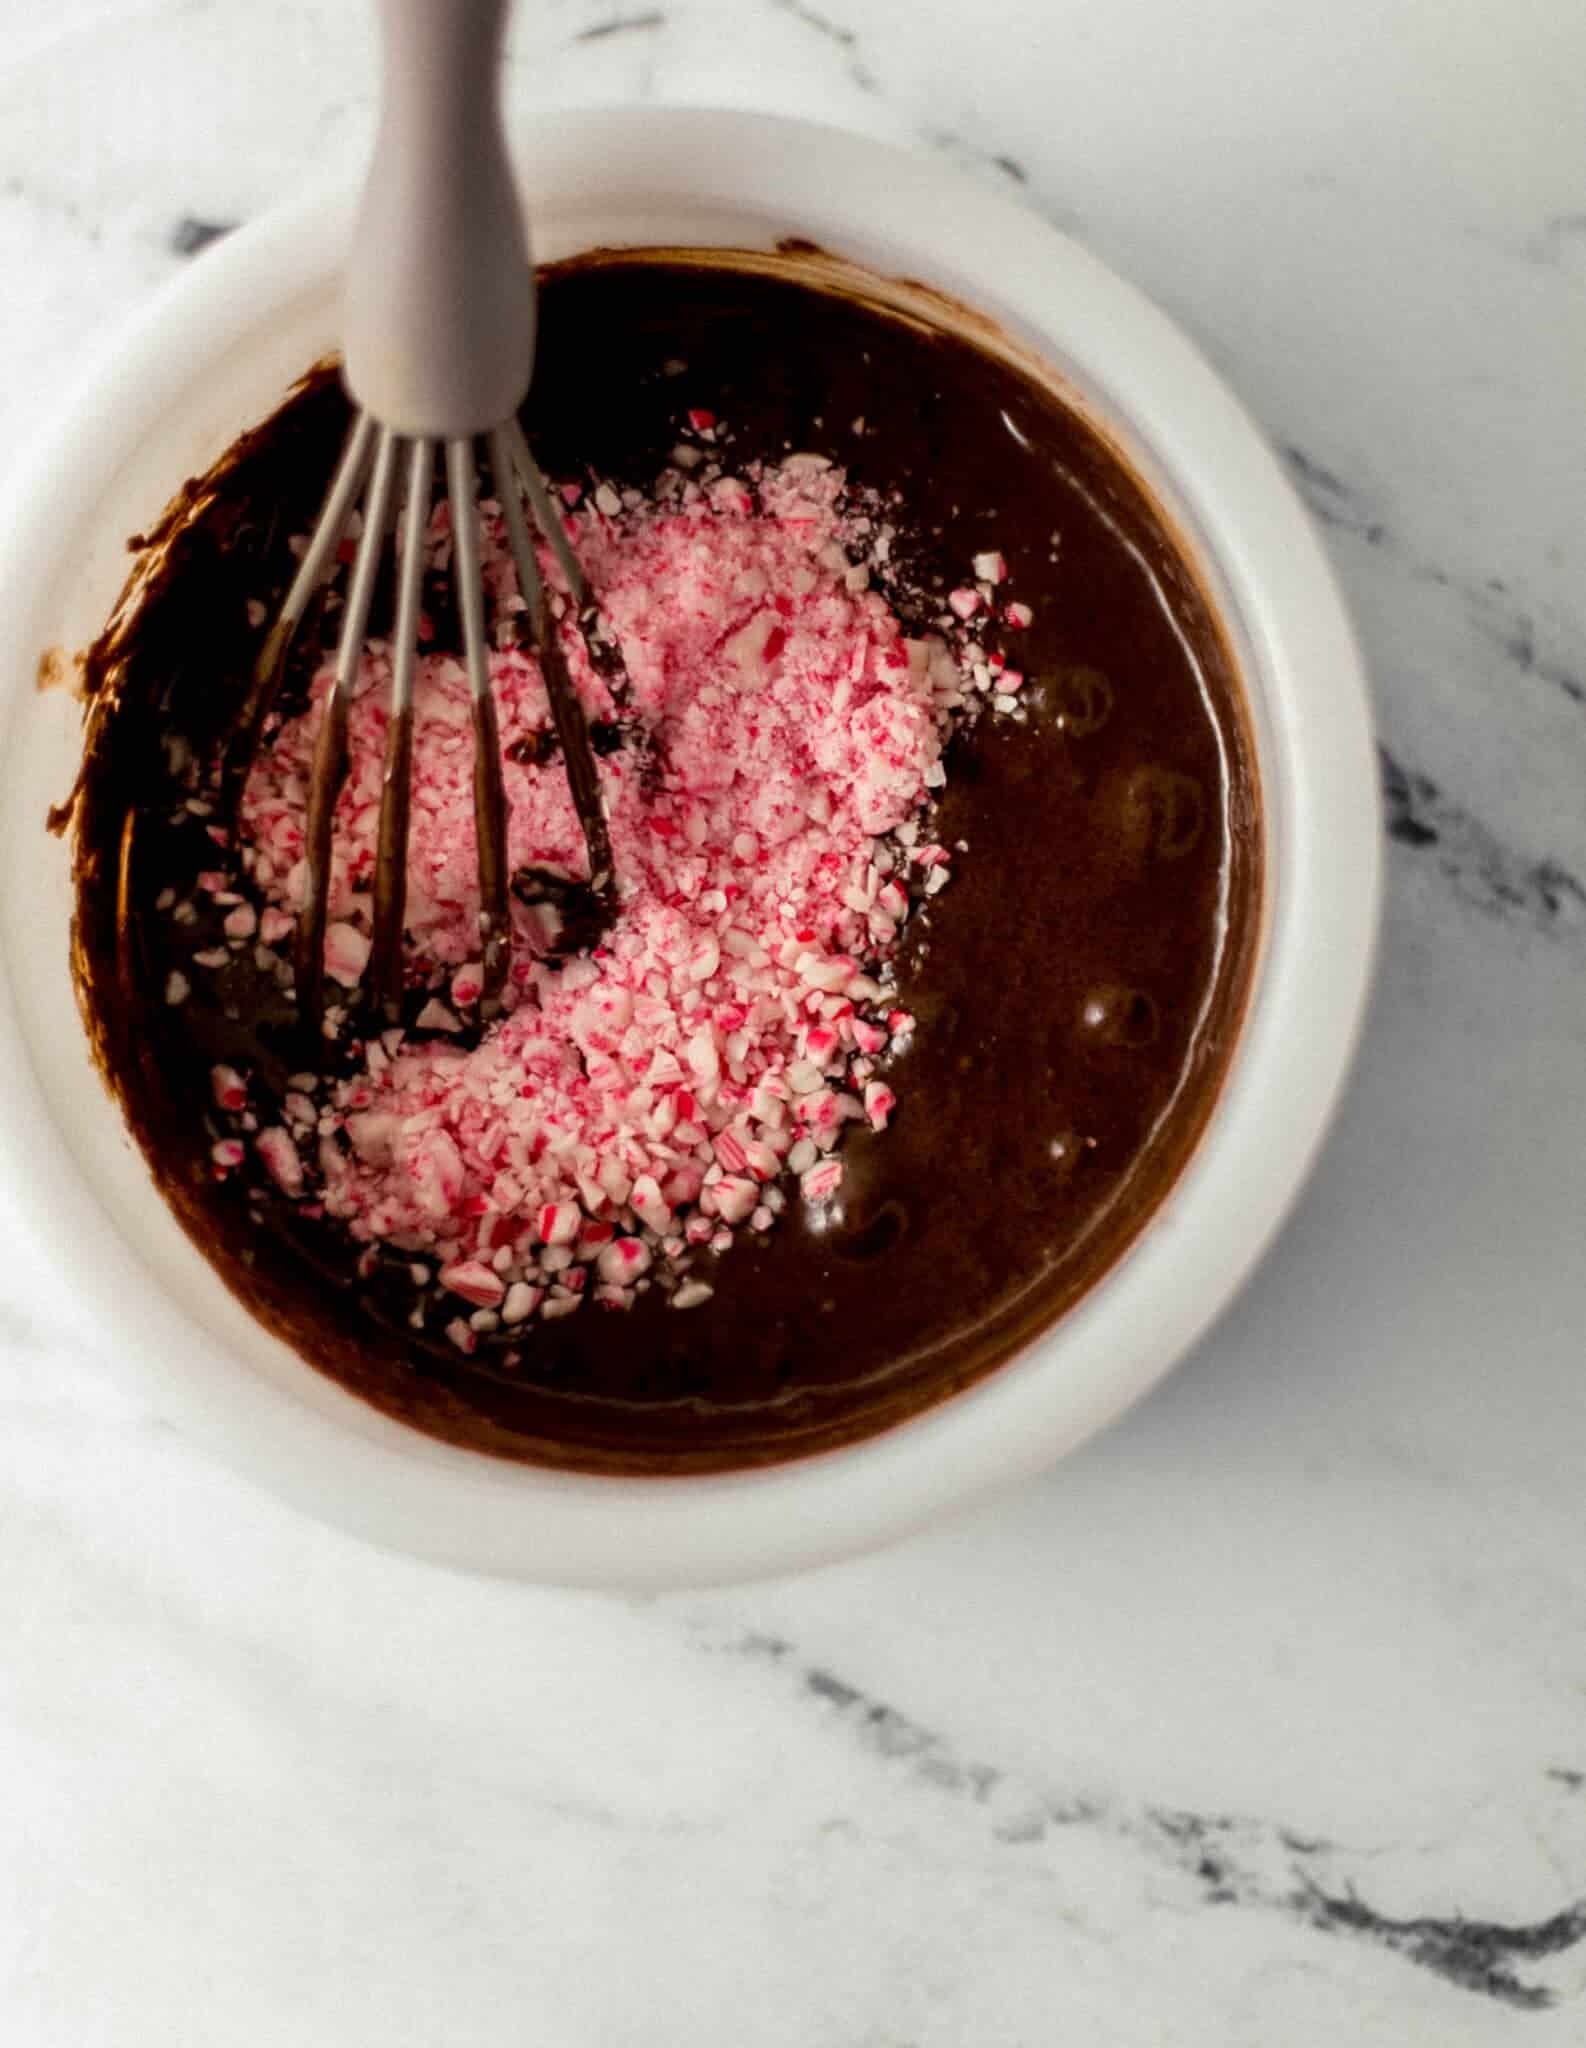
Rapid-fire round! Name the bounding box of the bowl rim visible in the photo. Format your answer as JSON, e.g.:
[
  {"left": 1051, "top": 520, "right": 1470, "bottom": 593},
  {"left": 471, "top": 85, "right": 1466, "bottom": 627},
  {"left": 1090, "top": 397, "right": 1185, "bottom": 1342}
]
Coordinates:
[{"left": 0, "top": 106, "right": 1381, "bottom": 1586}]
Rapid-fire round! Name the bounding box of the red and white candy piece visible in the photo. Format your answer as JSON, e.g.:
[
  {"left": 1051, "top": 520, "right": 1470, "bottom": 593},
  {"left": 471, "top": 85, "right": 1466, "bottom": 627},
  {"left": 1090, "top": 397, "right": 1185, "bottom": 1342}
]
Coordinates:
[
  {"left": 800, "top": 1158, "right": 845, "bottom": 1204},
  {"left": 630, "top": 1174, "right": 672, "bottom": 1234},
  {"left": 536, "top": 1202, "right": 581, "bottom": 1247},
  {"left": 501, "top": 1281, "right": 543, "bottom": 1325},
  {"left": 210, "top": 1064, "right": 247, "bottom": 1112},
  {"left": 256, "top": 1127, "right": 304, "bottom": 1196},
  {"left": 596, "top": 1236, "right": 652, "bottom": 1286},
  {"left": 438, "top": 1258, "right": 506, "bottom": 1310},
  {"left": 704, "top": 1176, "right": 758, "bottom": 1226},
  {"left": 324, "top": 921, "right": 370, "bottom": 988},
  {"left": 863, "top": 1081, "right": 896, "bottom": 1131}
]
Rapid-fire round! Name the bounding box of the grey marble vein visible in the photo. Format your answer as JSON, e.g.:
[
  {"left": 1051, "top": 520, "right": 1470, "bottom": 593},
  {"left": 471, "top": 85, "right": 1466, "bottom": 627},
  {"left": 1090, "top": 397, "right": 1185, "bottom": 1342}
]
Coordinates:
[
  {"left": 1282, "top": 442, "right": 1586, "bottom": 719},
  {"left": 1379, "top": 743, "right": 1586, "bottom": 940},
  {"left": 573, "top": 8, "right": 666, "bottom": 41},
  {"left": 1457, "top": 576, "right": 1585, "bottom": 711},
  {"left": 1279, "top": 444, "right": 1388, "bottom": 549},
  {"left": 169, "top": 215, "right": 236, "bottom": 257},
  {"left": 702, "top": 1629, "right": 1586, "bottom": 2012},
  {"left": 767, "top": 0, "right": 879, "bottom": 93},
  {"left": 1523, "top": 212, "right": 1586, "bottom": 264},
  {"left": 918, "top": 126, "right": 1032, "bottom": 191},
  {"left": 1279, "top": 437, "right": 1586, "bottom": 941}
]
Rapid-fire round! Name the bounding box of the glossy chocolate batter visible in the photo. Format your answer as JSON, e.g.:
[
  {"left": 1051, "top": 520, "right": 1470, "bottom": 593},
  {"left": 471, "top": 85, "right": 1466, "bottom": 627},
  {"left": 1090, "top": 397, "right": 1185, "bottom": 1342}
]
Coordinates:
[{"left": 69, "top": 251, "right": 1261, "bottom": 1473}]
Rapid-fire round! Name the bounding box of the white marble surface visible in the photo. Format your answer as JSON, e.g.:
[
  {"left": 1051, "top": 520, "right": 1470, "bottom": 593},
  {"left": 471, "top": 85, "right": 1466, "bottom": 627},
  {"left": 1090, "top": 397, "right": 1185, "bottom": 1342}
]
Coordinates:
[{"left": 2, "top": 0, "right": 1584, "bottom": 2039}]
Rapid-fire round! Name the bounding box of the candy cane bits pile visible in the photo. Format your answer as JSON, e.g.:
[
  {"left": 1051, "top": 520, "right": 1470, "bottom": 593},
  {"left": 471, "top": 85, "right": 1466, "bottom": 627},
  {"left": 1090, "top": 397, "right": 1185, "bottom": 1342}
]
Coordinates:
[{"left": 176, "top": 416, "right": 1033, "bottom": 1355}]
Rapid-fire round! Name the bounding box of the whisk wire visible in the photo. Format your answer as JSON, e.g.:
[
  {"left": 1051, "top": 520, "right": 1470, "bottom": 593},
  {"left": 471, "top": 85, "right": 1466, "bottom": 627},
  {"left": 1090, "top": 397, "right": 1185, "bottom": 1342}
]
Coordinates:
[
  {"left": 369, "top": 434, "right": 433, "bottom": 1020},
  {"left": 236, "top": 403, "right": 621, "bottom": 1044},
  {"left": 491, "top": 427, "right": 615, "bottom": 896},
  {"left": 223, "top": 411, "right": 377, "bottom": 808},
  {"left": 446, "top": 437, "right": 512, "bottom": 1017},
  {"left": 296, "top": 422, "right": 400, "bottom": 1029},
  {"left": 502, "top": 417, "right": 597, "bottom": 619}
]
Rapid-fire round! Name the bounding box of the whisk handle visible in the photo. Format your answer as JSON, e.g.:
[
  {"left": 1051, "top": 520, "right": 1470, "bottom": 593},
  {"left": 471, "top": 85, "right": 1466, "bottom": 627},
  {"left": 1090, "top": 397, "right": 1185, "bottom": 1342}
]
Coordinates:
[{"left": 343, "top": 0, "right": 536, "bottom": 437}]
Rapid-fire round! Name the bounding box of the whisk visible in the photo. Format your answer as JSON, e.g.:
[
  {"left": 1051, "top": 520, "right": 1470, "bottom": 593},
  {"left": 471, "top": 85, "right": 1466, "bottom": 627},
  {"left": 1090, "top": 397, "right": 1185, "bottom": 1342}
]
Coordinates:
[{"left": 225, "top": 0, "right": 614, "bottom": 1036}]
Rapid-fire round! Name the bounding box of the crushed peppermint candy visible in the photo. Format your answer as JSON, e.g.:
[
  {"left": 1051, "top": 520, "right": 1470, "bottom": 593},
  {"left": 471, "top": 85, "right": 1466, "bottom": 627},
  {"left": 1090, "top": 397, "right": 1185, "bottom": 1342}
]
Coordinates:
[{"left": 193, "top": 441, "right": 1029, "bottom": 1331}]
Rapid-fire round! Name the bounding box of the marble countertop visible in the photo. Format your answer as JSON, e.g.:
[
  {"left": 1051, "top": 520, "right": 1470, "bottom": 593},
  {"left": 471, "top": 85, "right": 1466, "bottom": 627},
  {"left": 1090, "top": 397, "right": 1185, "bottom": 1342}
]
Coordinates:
[{"left": 2, "top": 1, "right": 1583, "bottom": 2040}]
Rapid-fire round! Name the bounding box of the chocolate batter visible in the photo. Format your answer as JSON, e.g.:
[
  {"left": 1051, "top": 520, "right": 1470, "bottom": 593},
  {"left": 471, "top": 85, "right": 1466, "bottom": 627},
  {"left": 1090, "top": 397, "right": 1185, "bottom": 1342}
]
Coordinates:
[{"left": 68, "top": 251, "right": 1261, "bottom": 1473}]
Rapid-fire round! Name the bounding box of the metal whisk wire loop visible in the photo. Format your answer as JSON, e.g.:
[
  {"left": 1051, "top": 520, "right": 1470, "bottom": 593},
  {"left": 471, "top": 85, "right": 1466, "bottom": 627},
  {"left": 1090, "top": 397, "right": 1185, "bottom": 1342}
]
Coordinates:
[{"left": 229, "top": 404, "right": 616, "bottom": 1045}]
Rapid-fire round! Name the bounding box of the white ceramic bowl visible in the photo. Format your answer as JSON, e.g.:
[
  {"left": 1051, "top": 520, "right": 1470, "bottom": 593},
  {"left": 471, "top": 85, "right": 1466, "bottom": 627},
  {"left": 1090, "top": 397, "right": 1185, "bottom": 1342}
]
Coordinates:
[{"left": 0, "top": 109, "right": 1379, "bottom": 1587}]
